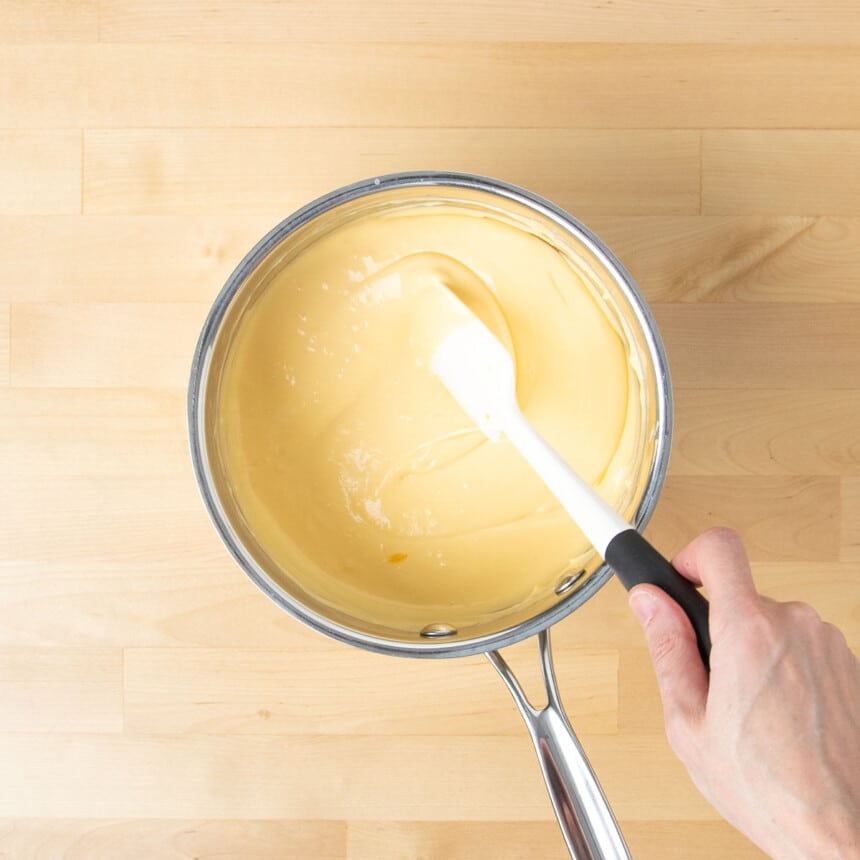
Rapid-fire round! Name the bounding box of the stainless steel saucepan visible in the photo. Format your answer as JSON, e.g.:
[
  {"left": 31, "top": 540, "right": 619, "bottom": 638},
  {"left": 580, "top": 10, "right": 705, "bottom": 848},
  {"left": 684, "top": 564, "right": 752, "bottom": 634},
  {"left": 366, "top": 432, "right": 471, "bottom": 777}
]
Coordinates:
[{"left": 188, "top": 172, "right": 673, "bottom": 859}]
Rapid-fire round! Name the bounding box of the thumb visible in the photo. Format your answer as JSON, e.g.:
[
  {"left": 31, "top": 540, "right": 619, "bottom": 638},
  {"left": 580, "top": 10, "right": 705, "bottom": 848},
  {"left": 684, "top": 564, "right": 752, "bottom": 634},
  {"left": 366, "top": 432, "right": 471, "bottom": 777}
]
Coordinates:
[{"left": 629, "top": 584, "right": 708, "bottom": 747}]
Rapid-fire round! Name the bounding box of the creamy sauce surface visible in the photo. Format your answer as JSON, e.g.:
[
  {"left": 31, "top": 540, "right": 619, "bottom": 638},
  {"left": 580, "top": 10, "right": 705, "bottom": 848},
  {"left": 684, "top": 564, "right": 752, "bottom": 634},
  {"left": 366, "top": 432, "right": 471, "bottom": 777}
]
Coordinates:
[{"left": 218, "top": 205, "right": 646, "bottom": 630}]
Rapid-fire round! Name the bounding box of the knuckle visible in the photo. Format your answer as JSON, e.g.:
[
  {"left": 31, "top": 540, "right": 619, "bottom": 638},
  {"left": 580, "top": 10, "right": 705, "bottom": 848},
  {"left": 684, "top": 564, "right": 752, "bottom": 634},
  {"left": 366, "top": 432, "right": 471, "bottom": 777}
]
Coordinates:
[
  {"left": 785, "top": 600, "right": 821, "bottom": 626},
  {"left": 705, "top": 525, "right": 741, "bottom": 543},
  {"left": 703, "top": 525, "right": 743, "bottom": 551},
  {"left": 732, "top": 605, "right": 792, "bottom": 661},
  {"left": 741, "top": 605, "right": 778, "bottom": 645},
  {"left": 820, "top": 620, "right": 849, "bottom": 655},
  {"left": 822, "top": 620, "right": 847, "bottom": 645}
]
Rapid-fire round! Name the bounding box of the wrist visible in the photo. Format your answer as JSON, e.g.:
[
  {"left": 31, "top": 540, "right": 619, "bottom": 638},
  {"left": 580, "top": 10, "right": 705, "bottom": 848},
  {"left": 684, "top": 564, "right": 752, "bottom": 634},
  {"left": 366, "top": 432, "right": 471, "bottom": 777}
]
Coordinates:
[
  {"left": 786, "top": 801, "right": 860, "bottom": 860},
  {"left": 813, "top": 808, "right": 859, "bottom": 860}
]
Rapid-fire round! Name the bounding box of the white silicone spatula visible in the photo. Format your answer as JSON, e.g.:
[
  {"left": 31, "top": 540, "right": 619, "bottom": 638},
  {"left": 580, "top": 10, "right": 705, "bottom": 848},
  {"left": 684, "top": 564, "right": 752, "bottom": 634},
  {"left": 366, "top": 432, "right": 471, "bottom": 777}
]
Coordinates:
[{"left": 430, "top": 297, "right": 711, "bottom": 667}]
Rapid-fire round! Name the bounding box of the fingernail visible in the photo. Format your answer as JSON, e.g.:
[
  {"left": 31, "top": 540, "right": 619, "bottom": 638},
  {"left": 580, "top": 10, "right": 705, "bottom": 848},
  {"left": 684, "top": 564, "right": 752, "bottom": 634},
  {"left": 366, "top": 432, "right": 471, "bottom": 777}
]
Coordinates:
[{"left": 629, "top": 589, "right": 657, "bottom": 626}]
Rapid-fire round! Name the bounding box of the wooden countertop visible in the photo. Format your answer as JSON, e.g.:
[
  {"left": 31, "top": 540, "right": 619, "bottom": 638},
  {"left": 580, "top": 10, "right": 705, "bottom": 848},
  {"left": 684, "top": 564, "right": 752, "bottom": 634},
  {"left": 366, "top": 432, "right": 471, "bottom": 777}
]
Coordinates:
[{"left": 2, "top": 3, "right": 859, "bottom": 858}]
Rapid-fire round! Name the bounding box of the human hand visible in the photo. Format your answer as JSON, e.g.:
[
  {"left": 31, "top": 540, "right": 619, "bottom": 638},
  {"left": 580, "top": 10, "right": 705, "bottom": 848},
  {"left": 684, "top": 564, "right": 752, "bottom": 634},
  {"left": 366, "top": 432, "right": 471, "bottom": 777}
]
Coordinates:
[{"left": 628, "top": 527, "right": 860, "bottom": 860}]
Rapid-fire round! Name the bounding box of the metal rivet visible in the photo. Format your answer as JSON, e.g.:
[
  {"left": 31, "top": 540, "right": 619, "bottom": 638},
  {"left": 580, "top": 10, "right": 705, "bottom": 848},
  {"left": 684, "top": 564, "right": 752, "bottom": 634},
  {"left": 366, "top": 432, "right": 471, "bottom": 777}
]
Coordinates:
[
  {"left": 420, "top": 622, "right": 458, "bottom": 638},
  {"left": 555, "top": 569, "right": 586, "bottom": 595}
]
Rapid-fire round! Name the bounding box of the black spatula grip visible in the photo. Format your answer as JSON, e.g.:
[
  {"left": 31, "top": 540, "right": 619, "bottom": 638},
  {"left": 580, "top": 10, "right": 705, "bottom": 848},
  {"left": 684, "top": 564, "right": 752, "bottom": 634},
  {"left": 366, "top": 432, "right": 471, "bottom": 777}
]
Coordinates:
[{"left": 605, "top": 528, "right": 711, "bottom": 670}]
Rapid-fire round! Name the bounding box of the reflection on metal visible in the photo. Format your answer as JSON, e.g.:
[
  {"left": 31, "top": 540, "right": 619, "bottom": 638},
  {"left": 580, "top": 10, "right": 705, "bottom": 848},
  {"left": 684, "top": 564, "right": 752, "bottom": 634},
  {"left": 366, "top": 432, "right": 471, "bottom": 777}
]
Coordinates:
[
  {"left": 555, "top": 569, "right": 587, "bottom": 595},
  {"left": 420, "top": 622, "right": 458, "bottom": 638},
  {"left": 487, "top": 630, "right": 631, "bottom": 860}
]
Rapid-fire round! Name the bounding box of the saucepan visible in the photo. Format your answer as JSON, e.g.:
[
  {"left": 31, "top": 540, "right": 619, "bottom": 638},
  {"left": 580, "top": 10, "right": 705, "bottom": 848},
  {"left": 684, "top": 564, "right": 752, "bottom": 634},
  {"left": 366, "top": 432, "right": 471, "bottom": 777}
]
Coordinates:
[{"left": 188, "top": 172, "right": 673, "bottom": 859}]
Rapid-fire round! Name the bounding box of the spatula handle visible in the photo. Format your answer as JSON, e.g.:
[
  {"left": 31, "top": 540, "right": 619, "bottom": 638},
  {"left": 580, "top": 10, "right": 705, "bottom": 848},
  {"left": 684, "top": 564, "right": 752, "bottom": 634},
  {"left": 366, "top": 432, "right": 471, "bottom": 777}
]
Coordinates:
[
  {"left": 502, "top": 410, "right": 711, "bottom": 670},
  {"left": 605, "top": 528, "right": 711, "bottom": 670}
]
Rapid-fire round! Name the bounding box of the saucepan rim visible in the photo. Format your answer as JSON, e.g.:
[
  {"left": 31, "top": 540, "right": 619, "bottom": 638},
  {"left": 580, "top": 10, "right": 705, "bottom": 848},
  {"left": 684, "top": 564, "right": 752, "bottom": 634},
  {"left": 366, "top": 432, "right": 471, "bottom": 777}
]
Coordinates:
[{"left": 187, "top": 170, "right": 673, "bottom": 658}]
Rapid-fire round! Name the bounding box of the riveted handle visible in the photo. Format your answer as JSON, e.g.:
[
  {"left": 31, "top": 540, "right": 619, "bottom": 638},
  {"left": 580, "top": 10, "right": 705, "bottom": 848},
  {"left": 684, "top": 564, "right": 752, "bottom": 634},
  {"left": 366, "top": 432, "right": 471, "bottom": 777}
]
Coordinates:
[{"left": 488, "top": 631, "right": 631, "bottom": 860}]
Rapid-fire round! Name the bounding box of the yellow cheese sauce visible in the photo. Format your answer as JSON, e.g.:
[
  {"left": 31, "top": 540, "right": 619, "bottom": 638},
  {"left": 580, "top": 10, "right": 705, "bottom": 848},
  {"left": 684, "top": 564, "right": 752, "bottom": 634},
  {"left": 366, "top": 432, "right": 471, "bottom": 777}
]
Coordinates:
[{"left": 217, "top": 204, "right": 648, "bottom": 632}]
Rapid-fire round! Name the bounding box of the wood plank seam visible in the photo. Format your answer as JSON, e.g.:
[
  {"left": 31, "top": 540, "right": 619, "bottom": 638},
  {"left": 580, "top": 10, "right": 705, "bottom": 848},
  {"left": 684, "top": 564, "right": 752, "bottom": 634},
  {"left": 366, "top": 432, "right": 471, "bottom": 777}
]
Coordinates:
[
  {"left": 698, "top": 129, "right": 703, "bottom": 215},
  {"left": 80, "top": 128, "right": 85, "bottom": 215}
]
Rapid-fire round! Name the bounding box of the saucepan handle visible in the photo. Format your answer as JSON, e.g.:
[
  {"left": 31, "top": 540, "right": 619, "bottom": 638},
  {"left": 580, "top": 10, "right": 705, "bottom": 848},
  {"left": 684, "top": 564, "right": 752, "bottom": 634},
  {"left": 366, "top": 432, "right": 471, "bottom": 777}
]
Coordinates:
[{"left": 487, "top": 630, "right": 631, "bottom": 860}]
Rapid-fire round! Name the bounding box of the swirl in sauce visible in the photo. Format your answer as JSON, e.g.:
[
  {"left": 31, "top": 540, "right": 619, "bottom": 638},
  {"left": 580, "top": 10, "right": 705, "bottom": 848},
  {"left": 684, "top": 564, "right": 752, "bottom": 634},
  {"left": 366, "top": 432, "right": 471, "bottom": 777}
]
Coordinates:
[{"left": 217, "top": 204, "right": 648, "bottom": 632}]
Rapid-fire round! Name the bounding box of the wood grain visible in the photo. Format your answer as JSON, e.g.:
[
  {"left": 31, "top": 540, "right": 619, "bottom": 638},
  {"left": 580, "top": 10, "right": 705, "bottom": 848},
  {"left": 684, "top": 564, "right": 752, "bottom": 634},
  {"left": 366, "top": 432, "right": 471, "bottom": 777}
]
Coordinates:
[
  {"left": 10, "top": 303, "right": 208, "bottom": 388},
  {"left": 0, "top": 131, "right": 81, "bottom": 215},
  {"left": 587, "top": 216, "right": 860, "bottom": 303},
  {"left": 646, "top": 476, "right": 840, "bottom": 561},
  {"left": 0, "top": 473, "right": 211, "bottom": 562},
  {"left": 8, "top": 818, "right": 704, "bottom": 860},
  {"left": 3, "top": 4, "right": 860, "bottom": 858},
  {"left": 346, "top": 821, "right": 568, "bottom": 860},
  {"left": 4, "top": 45, "right": 860, "bottom": 130},
  {"left": 97, "top": 0, "right": 860, "bottom": 44},
  {"left": 0, "top": 560, "right": 325, "bottom": 650},
  {"left": 618, "top": 647, "right": 680, "bottom": 735},
  {"left": 842, "top": 479, "right": 860, "bottom": 562},
  {"left": 0, "top": 215, "right": 273, "bottom": 303},
  {"left": 751, "top": 562, "right": 860, "bottom": 639},
  {"left": 621, "top": 821, "right": 769, "bottom": 860},
  {"left": 0, "top": 819, "right": 346, "bottom": 860},
  {"left": 122, "top": 646, "right": 617, "bottom": 736},
  {"left": 703, "top": 131, "right": 860, "bottom": 215},
  {"left": 0, "top": 649, "right": 122, "bottom": 733},
  {"left": 0, "top": 304, "right": 8, "bottom": 386},
  {"left": 82, "top": 128, "right": 701, "bottom": 216},
  {"left": 345, "top": 819, "right": 766, "bottom": 860},
  {"left": 0, "top": 733, "right": 715, "bottom": 821},
  {"left": 653, "top": 304, "right": 860, "bottom": 388},
  {"left": 0, "top": 1, "right": 98, "bottom": 42},
  {"left": 0, "top": 389, "right": 187, "bottom": 479},
  {"left": 670, "top": 389, "right": 860, "bottom": 476}
]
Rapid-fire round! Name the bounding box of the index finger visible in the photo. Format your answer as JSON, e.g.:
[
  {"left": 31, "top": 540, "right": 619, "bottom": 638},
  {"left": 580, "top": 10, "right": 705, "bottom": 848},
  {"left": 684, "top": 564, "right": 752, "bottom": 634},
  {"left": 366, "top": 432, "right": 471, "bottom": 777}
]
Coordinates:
[{"left": 671, "top": 526, "right": 759, "bottom": 609}]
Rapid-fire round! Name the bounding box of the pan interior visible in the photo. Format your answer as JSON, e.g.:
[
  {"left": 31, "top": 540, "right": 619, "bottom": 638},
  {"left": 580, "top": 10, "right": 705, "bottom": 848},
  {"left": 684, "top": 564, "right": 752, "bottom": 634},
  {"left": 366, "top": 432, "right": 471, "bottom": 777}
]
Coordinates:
[{"left": 198, "top": 181, "right": 666, "bottom": 651}]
